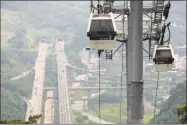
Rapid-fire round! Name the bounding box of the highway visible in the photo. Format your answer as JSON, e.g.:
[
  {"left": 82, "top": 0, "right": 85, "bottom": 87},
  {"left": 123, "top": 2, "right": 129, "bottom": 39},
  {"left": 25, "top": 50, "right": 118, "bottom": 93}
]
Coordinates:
[
  {"left": 56, "top": 39, "right": 72, "bottom": 124},
  {"left": 44, "top": 90, "right": 55, "bottom": 124},
  {"left": 29, "top": 42, "right": 48, "bottom": 123}
]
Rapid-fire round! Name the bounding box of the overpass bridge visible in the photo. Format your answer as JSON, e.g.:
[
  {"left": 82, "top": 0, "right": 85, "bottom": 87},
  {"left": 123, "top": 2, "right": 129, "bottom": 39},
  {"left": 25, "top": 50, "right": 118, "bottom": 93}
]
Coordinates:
[
  {"left": 68, "top": 79, "right": 177, "bottom": 84},
  {"left": 44, "top": 85, "right": 174, "bottom": 91},
  {"left": 66, "top": 63, "right": 86, "bottom": 71}
]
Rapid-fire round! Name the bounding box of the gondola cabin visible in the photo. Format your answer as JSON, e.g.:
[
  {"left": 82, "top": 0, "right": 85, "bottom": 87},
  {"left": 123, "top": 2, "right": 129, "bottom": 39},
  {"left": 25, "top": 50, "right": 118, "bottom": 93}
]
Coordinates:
[
  {"left": 87, "top": 12, "right": 117, "bottom": 50},
  {"left": 153, "top": 44, "right": 175, "bottom": 72}
]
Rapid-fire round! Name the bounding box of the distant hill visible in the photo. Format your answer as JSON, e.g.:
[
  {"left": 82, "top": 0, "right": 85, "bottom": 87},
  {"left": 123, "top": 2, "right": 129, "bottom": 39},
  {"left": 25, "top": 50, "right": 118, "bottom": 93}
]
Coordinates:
[
  {"left": 1, "top": 1, "right": 90, "bottom": 52},
  {"left": 1, "top": 1, "right": 186, "bottom": 49}
]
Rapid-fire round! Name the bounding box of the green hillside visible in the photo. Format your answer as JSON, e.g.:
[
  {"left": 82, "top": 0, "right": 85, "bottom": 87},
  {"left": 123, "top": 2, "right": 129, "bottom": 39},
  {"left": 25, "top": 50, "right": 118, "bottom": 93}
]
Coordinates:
[
  {"left": 149, "top": 81, "right": 186, "bottom": 124},
  {"left": 1, "top": 49, "right": 37, "bottom": 120}
]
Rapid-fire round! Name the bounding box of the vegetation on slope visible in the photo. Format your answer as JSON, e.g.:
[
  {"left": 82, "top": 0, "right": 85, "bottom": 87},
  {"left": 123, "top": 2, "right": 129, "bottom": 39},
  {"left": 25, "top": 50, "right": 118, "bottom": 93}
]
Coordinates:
[
  {"left": 0, "top": 115, "right": 42, "bottom": 124},
  {"left": 1, "top": 49, "right": 37, "bottom": 120},
  {"left": 1, "top": 1, "right": 90, "bottom": 52},
  {"left": 72, "top": 111, "right": 97, "bottom": 124},
  {"left": 177, "top": 104, "right": 187, "bottom": 123},
  {"left": 149, "top": 81, "right": 186, "bottom": 124}
]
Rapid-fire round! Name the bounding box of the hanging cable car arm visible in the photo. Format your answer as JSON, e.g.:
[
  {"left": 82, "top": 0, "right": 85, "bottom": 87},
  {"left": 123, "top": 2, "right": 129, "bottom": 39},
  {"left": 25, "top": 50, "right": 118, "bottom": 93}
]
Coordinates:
[{"left": 159, "top": 22, "right": 171, "bottom": 45}]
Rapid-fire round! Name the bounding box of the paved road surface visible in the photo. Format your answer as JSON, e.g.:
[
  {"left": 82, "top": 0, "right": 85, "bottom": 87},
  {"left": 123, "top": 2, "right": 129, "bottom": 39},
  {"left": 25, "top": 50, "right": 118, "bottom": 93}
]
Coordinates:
[
  {"left": 29, "top": 43, "right": 48, "bottom": 123},
  {"left": 56, "top": 40, "right": 72, "bottom": 124},
  {"left": 44, "top": 90, "right": 55, "bottom": 124}
]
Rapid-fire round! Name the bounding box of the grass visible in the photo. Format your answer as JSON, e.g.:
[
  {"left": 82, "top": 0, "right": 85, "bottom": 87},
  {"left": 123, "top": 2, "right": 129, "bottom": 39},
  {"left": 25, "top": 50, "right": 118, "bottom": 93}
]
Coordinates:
[
  {"left": 71, "top": 90, "right": 88, "bottom": 98},
  {"left": 72, "top": 113, "right": 77, "bottom": 123},
  {"left": 88, "top": 103, "right": 127, "bottom": 123},
  {"left": 12, "top": 72, "right": 35, "bottom": 98},
  {"left": 144, "top": 113, "right": 154, "bottom": 124},
  {"left": 88, "top": 103, "right": 154, "bottom": 124},
  {"left": 72, "top": 112, "right": 91, "bottom": 124}
]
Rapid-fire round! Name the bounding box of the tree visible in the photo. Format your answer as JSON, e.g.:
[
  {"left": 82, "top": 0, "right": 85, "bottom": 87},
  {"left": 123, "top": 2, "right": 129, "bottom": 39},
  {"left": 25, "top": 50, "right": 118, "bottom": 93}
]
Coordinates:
[
  {"left": 82, "top": 115, "right": 88, "bottom": 120},
  {"left": 177, "top": 104, "right": 187, "bottom": 124},
  {"left": 0, "top": 114, "right": 42, "bottom": 124},
  {"left": 76, "top": 115, "right": 83, "bottom": 124}
]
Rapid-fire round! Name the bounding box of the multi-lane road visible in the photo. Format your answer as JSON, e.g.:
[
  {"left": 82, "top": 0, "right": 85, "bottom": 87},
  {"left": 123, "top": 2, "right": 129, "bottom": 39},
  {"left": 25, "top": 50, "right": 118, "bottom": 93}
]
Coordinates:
[
  {"left": 56, "top": 39, "right": 72, "bottom": 124},
  {"left": 44, "top": 90, "right": 55, "bottom": 124},
  {"left": 28, "top": 42, "right": 48, "bottom": 123}
]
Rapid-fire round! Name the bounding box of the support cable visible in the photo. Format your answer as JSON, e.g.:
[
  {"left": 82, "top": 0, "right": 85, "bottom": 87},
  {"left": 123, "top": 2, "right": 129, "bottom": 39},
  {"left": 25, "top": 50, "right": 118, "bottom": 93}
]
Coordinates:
[
  {"left": 159, "top": 22, "right": 171, "bottom": 45},
  {"left": 153, "top": 71, "right": 159, "bottom": 124},
  {"left": 97, "top": 3, "right": 102, "bottom": 123},
  {"left": 120, "top": 39, "right": 124, "bottom": 124},
  {"left": 148, "top": 1, "right": 154, "bottom": 61},
  {"left": 98, "top": 50, "right": 102, "bottom": 124}
]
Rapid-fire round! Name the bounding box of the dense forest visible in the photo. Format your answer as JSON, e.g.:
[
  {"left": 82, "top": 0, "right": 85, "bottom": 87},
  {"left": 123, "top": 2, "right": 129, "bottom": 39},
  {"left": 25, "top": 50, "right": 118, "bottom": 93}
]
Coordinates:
[{"left": 1, "top": 1, "right": 186, "bottom": 122}]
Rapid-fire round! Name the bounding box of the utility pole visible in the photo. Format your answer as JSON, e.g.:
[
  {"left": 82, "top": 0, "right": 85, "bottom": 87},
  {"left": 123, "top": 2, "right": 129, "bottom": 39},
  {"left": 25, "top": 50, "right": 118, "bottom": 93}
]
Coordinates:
[
  {"left": 130, "top": 1, "right": 144, "bottom": 124},
  {"left": 126, "top": 2, "right": 132, "bottom": 123},
  {"left": 89, "top": 1, "right": 155, "bottom": 123}
]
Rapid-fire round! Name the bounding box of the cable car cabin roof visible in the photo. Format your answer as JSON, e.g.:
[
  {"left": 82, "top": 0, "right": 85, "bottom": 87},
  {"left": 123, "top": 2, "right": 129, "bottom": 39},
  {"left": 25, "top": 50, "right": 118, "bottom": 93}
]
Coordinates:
[
  {"left": 89, "top": 20, "right": 115, "bottom": 32},
  {"left": 92, "top": 17, "right": 113, "bottom": 20},
  {"left": 91, "top": 13, "right": 114, "bottom": 20},
  {"left": 155, "top": 45, "right": 173, "bottom": 50},
  {"left": 92, "top": 13, "right": 112, "bottom": 18},
  {"left": 156, "top": 47, "right": 171, "bottom": 50},
  {"left": 88, "top": 13, "right": 116, "bottom": 33}
]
